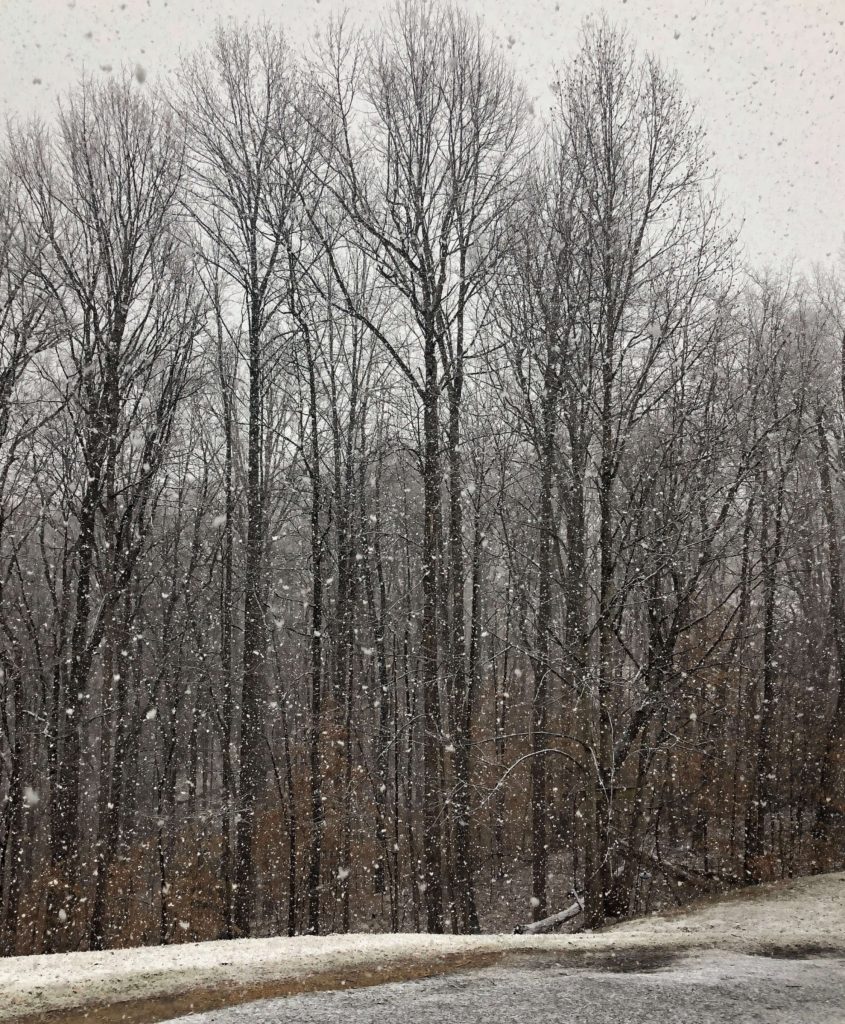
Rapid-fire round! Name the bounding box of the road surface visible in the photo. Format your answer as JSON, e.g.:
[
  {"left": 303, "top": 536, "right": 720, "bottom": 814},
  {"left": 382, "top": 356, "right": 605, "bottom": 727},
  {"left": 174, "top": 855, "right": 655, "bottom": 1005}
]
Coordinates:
[{"left": 163, "top": 948, "right": 845, "bottom": 1024}]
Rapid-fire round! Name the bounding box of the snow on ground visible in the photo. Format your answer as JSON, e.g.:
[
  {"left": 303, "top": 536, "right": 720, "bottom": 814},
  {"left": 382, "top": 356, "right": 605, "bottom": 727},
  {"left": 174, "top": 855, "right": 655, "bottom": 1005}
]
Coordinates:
[{"left": 1, "top": 871, "right": 843, "bottom": 1022}]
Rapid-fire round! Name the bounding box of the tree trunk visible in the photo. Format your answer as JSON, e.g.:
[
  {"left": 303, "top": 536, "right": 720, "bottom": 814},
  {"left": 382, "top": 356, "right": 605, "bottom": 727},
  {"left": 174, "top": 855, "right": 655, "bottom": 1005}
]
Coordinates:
[
  {"left": 234, "top": 316, "right": 266, "bottom": 938},
  {"left": 421, "top": 336, "right": 444, "bottom": 933},
  {"left": 813, "top": 411, "right": 845, "bottom": 865}
]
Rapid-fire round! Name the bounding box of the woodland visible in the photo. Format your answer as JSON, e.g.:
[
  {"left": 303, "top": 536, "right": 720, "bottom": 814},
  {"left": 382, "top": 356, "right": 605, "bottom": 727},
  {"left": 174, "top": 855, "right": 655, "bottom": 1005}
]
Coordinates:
[{"left": 0, "top": 0, "right": 843, "bottom": 955}]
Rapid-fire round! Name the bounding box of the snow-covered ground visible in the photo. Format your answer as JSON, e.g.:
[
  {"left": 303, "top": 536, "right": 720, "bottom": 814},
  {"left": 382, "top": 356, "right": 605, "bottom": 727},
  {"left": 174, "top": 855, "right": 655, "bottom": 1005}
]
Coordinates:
[{"left": 1, "top": 872, "right": 843, "bottom": 1022}]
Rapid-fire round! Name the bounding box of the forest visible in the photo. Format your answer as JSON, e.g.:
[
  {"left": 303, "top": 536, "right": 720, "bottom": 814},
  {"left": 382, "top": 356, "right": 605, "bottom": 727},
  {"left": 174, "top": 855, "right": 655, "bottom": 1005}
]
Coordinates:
[{"left": 0, "top": 0, "right": 843, "bottom": 957}]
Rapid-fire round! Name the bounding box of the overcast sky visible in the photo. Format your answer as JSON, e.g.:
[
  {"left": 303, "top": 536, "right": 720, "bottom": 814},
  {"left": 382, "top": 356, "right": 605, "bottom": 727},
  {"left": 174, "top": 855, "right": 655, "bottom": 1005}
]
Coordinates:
[{"left": 0, "top": 0, "right": 842, "bottom": 269}]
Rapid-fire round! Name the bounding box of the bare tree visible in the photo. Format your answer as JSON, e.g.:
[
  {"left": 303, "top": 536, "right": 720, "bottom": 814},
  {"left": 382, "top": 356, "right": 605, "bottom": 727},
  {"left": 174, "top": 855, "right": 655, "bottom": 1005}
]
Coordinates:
[
  {"left": 179, "top": 24, "right": 317, "bottom": 935},
  {"left": 8, "top": 76, "right": 201, "bottom": 950},
  {"left": 312, "top": 0, "right": 526, "bottom": 932}
]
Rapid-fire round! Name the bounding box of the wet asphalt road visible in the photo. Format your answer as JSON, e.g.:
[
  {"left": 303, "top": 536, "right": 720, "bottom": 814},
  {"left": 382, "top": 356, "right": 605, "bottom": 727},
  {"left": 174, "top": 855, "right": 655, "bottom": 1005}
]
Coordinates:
[{"left": 163, "top": 949, "right": 845, "bottom": 1024}]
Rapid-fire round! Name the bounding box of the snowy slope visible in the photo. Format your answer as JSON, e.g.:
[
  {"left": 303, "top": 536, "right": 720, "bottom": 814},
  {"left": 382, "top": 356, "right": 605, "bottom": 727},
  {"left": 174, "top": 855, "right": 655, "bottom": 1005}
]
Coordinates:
[{"left": 1, "top": 872, "right": 843, "bottom": 1022}]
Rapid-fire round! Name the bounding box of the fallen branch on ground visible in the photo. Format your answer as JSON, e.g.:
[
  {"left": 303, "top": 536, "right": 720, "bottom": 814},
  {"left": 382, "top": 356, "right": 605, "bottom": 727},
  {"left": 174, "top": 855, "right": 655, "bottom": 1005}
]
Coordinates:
[
  {"left": 630, "top": 846, "right": 738, "bottom": 890},
  {"left": 513, "top": 895, "right": 583, "bottom": 935}
]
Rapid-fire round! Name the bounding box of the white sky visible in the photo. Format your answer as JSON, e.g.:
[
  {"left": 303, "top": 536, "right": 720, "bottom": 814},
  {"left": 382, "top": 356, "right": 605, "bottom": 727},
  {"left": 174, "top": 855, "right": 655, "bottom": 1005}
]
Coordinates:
[{"left": 0, "top": 0, "right": 842, "bottom": 269}]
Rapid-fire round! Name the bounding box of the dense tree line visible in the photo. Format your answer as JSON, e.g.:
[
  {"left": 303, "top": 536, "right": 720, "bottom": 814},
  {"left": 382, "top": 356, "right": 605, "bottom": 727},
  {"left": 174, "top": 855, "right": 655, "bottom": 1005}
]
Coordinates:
[{"left": 0, "top": 1, "right": 842, "bottom": 954}]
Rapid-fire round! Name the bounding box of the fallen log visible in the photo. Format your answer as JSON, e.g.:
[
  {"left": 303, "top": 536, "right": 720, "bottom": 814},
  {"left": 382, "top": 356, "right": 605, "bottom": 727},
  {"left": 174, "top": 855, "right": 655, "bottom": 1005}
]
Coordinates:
[
  {"left": 513, "top": 895, "right": 583, "bottom": 935},
  {"left": 631, "top": 846, "right": 737, "bottom": 890}
]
